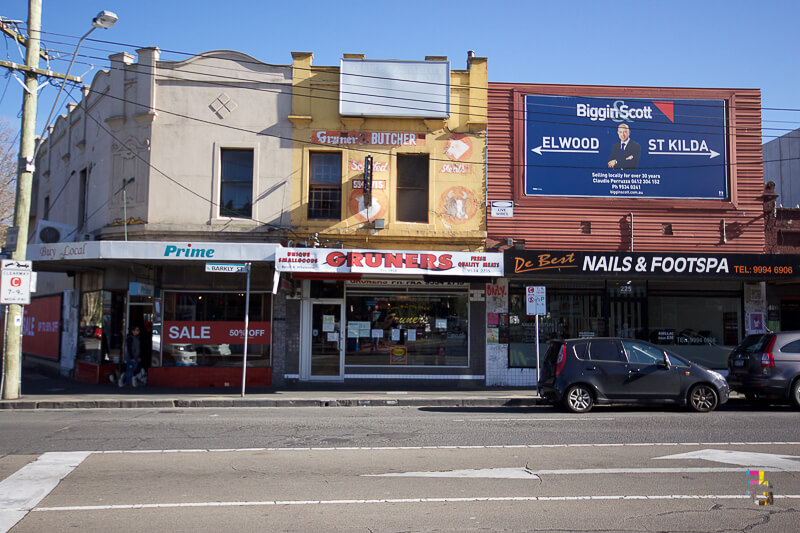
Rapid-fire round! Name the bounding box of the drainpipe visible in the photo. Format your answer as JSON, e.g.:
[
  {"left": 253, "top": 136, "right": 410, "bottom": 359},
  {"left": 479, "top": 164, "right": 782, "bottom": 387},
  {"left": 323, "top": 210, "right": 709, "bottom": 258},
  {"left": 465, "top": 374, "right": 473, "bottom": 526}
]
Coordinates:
[{"left": 630, "top": 212, "right": 634, "bottom": 252}]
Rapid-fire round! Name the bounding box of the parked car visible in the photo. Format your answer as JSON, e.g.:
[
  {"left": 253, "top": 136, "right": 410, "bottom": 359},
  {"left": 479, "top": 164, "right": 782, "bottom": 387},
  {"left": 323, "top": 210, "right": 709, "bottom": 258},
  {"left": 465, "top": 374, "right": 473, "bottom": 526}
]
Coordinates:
[
  {"left": 727, "top": 332, "right": 800, "bottom": 408},
  {"left": 539, "top": 337, "right": 729, "bottom": 413}
]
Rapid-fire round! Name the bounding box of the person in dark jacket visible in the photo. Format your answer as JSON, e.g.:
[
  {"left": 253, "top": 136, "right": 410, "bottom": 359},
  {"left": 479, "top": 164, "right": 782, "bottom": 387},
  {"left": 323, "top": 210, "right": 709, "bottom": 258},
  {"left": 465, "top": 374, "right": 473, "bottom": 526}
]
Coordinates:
[{"left": 121, "top": 325, "right": 141, "bottom": 387}]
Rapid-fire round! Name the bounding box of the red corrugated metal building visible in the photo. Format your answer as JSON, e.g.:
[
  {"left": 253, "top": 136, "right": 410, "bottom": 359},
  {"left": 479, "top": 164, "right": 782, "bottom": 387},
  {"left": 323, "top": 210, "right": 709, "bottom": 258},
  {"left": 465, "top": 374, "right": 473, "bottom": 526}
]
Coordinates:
[{"left": 483, "top": 83, "right": 783, "bottom": 387}]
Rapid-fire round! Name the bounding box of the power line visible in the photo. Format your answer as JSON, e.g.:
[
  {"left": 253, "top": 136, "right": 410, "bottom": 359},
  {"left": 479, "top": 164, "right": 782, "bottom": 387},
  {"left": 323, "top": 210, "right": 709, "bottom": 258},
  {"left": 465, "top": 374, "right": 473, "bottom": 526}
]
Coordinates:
[
  {"left": 24, "top": 28, "right": 800, "bottom": 121},
  {"left": 32, "top": 79, "right": 800, "bottom": 239},
  {"left": 56, "top": 86, "right": 306, "bottom": 242},
  {"left": 31, "top": 49, "right": 799, "bottom": 146},
  {"left": 29, "top": 42, "right": 800, "bottom": 143},
  {"left": 33, "top": 81, "right": 800, "bottom": 244},
  {"left": 42, "top": 77, "right": 800, "bottom": 172}
]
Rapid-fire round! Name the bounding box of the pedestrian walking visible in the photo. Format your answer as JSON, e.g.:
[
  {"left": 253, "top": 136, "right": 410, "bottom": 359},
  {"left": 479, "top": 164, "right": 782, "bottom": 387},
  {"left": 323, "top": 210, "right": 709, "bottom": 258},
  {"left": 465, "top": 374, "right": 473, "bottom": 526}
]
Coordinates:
[{"left": 120, "top": 325, "right": 142, "bottom": 387}]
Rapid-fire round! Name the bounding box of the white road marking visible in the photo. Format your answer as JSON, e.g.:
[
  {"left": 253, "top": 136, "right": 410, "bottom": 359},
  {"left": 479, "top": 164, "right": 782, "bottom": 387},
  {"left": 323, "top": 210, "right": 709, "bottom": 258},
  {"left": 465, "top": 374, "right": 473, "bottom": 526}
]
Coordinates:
[
  {"left": 367, "top": 466, "right": 766, "bottom": 478},
  {"left": 367, "top": 467, "right": 540, "bottom": 479},
  {"left": 460, "top": 417, "right": 616, "bottom": 422},
  {"left": 0, "top": 451, "right": 90, "bottom": 533},
  {"left": 90, "top": 441, "right": 800, "bottom": 454},
  {"left": 656, "top": 449, "right": 800, "bottom": 471},
  {"left": 31, "top": 494, "right": 800, "bottom": 513}
]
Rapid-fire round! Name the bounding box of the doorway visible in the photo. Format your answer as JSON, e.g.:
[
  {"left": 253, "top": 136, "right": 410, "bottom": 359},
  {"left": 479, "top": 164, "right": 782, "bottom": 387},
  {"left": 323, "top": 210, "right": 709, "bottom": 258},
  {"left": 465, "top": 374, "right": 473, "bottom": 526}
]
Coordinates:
[
  {"left": 304, "top": 300, "right": 344, "bottom": 380},
  {"left": 126, "top": 301, "right": 154, "bottom": 370}
]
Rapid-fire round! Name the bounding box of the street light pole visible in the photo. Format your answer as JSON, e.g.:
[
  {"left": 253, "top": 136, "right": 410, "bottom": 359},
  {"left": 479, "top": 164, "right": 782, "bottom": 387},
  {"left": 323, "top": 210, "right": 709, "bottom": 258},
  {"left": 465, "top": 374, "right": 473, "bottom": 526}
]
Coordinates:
[
  {"left": 38, "top": 10, "right": 118, "bottom": 152},
  {"left": 3, "top": 0, "right": 42, "bottom": 400},
  {"left": 2, "top": 5, "right": 118, "bottom": 399}
]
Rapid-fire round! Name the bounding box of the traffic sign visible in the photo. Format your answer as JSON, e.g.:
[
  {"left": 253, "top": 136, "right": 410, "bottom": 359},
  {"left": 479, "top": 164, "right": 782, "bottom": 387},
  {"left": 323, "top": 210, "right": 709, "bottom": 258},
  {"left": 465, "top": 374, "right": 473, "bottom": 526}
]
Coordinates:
[
  {"left": 526, "top": 286, "right": 546, "bottom": 316},
  {"left": 1, "top": 260, "right": 33, "bottom": 304}
]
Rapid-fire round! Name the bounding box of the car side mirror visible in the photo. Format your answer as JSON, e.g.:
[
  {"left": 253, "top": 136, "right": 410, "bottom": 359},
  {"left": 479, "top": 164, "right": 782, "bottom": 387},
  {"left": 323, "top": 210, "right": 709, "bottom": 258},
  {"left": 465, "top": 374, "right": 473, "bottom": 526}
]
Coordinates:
[{"left": 658, "top": 357, "right": 671, "bottom": 369}]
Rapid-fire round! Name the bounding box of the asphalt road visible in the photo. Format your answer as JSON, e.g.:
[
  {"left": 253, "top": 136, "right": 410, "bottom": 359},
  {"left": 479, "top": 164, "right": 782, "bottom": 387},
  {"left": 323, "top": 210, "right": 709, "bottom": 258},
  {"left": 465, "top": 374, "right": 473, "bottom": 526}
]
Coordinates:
[{"left": 1, "top": 404, "right": 799, "bottom": 532}]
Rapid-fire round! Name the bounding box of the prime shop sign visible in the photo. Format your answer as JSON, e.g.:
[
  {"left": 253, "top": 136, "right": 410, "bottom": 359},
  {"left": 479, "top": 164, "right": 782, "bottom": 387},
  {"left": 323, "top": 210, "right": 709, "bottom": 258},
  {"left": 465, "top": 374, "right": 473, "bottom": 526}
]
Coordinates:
[
  {"left": 505, "top": 250, "right": 800, "bottom": 278},
  {"left": 276, "top": 248, "right": 503, "bottom": 276}
]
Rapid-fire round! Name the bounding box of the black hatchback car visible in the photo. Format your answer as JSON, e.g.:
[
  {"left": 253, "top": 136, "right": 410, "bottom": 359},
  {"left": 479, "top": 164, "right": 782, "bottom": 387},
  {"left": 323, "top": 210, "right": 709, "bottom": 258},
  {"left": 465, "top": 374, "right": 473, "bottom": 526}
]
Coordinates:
[{"left": 538, "top": 337, "right": 729, "bottom": 413}]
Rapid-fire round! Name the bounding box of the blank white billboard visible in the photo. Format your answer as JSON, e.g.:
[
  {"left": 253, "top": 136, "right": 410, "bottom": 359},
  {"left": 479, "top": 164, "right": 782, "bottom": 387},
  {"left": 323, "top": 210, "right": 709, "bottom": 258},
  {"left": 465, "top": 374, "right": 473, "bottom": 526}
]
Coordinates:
[{"left": 339, "top": 59, "right": 450, "bottom": 118}]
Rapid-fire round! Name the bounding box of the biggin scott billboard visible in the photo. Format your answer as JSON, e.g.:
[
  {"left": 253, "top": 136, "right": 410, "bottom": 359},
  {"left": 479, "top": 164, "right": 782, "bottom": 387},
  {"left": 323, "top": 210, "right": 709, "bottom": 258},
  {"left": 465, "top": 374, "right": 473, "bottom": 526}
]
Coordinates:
[{"left": 524, "top": 95, "right": 728, "bottom": 199}]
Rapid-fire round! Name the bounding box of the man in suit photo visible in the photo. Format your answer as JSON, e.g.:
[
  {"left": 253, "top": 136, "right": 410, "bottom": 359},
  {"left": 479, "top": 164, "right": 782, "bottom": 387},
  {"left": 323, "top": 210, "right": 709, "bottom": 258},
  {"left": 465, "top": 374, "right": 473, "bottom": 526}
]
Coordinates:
[{"left": 608, "top": 123, "right": 641, "bottom": 170}]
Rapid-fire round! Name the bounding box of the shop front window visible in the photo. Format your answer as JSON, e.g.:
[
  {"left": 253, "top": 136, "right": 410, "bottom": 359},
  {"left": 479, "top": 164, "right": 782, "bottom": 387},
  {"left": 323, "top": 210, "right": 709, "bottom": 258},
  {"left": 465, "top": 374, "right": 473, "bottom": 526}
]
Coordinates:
[
  {"left": 508, "top": 284, "right": 605, "bottom": 368},
  {"left": 647, "top": 295, "right": 740, "bottom": 369},
  {"left": 160, "top": 291, "right": 271, "bottom": 368},
  {"left": 78, "top": 290, "right": 123, "bottom": 364},
  {"left": 345, "top": 292, "right": 468, "bottom": 367}
]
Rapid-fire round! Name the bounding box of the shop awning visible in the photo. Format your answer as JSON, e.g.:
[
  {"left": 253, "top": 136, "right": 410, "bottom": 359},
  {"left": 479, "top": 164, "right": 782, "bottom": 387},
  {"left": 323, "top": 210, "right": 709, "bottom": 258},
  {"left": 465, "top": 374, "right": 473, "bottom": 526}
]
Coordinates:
[{"left": 26, "top": 240, "right": 279, "bottom": 271}]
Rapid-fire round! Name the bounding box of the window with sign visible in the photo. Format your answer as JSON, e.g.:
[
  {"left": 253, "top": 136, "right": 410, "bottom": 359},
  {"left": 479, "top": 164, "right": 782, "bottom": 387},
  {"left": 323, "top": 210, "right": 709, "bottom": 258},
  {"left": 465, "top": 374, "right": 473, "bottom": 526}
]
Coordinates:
[
  {"left": 646, "top": 290, "right": 740, "bottom": 369},
  {"left": 161, "top": 291, "right": 271, "bottom": 368},
  {"left": 345, "top": 288, "right": 468, "bottom": 367}
]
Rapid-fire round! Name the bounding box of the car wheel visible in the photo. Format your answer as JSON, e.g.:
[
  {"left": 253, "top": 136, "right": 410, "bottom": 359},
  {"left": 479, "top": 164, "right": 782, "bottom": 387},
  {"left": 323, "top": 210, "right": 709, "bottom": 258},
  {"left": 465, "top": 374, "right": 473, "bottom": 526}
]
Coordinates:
[
  {"left": 689, "top": 384, "right": 719, "bottom": 412},
  {"left": 564, "top": 385, "right": 594, "bottom": 413},
  {"left": 791, "top": 380, "right": 800, "bottom": 410}
]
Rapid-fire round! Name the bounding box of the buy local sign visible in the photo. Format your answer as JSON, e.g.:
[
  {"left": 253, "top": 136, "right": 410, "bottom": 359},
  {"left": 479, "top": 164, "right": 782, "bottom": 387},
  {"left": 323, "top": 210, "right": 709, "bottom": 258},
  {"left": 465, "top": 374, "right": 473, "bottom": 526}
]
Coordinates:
[{"left": 276, "top": 248, "right": 504, "bottom": 276}]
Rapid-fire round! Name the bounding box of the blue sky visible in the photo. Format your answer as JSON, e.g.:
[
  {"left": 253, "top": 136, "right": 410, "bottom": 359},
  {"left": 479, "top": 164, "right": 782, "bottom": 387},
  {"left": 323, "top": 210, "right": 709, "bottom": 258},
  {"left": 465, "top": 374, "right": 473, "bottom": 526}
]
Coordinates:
[{"left": 1, "top": 0, "right": 798, "bottom": 143}]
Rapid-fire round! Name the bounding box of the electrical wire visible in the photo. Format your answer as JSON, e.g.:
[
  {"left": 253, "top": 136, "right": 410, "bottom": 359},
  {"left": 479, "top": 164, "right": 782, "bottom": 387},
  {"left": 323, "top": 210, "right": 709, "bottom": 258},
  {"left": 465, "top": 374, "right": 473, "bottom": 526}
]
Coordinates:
[
  {"left": 32, "top": 46, "right": 800, "bottom": 141},
  {"left": 58, "top": 86, "right": 312, "bottom": 242},
  {"left": 43, "top": 81, "right": 800, "bottom": 173},
  {"left": 28, "top": 29, "right": 800, "bottom": 122},
  {"left": 49, "top": 86, "right": 485, "bottom": 244},
  {"left": 33, "top": 80, "right": 799, "bottom": 248},
  {"left": 24, "top": 38, "right": 800, "bottom": 229}
]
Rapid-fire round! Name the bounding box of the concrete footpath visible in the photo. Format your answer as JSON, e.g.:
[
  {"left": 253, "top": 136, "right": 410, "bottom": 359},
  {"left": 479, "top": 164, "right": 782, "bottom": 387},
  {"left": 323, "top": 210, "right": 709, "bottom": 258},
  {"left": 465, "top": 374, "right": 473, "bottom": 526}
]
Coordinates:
[{"left": 0, "top": 366, "right": 541, "bottom": 410}]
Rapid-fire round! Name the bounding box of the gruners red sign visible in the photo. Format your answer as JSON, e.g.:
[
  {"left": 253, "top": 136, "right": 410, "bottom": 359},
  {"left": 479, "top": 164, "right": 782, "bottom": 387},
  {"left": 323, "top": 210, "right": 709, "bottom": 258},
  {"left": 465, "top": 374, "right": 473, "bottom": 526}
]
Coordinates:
[{"left": 275, "top": 248, "right": 504, "bottom": 277}]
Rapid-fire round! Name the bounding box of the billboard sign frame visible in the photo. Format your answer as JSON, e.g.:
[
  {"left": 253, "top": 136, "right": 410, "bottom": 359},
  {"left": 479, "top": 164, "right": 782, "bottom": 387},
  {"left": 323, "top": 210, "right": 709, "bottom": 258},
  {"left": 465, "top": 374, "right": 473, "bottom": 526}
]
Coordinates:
[{"left": 524, "top": 94, "right": 728, "bottom": 200}]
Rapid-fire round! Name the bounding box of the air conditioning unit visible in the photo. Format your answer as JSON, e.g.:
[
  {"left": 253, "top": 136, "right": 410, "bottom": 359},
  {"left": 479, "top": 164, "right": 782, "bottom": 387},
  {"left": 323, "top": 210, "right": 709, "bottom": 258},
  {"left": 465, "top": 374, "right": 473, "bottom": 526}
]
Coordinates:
[{"left": 32, "top": 220, "right": 77, "bottom": 244}]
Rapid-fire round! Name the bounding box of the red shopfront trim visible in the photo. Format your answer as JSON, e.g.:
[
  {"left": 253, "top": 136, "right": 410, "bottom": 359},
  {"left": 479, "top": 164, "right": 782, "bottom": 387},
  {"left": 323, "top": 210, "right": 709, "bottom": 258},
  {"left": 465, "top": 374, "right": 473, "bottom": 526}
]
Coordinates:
[{"left": 148, "top": 367, "right": 271, "bottom": 387}]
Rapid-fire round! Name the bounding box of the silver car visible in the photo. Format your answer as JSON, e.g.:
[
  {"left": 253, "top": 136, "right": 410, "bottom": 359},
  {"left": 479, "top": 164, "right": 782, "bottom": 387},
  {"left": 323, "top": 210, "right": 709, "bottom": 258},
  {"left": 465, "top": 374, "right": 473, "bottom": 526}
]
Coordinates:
[{"left": 727, "top": 332, "right": 800, "bottom": 408}]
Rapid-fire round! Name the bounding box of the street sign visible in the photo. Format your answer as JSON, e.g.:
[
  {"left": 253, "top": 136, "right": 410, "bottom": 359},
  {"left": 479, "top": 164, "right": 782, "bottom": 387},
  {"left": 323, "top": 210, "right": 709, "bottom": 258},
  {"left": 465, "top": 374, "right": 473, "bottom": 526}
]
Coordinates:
[
  {"left": 526, "top": 286, "right": 546, "bottom": 316},
  {"left": 490, "top": 200, "right": 514, "bottom": 218},
  {"left": 1, "top": 260, "right": 33, "bottom": 304},
  {"left": 4, "top": 226, "right": 19, "bottom": 252},
  {"left": 205, "top": 263, "right": 247, "bottom": 273}
]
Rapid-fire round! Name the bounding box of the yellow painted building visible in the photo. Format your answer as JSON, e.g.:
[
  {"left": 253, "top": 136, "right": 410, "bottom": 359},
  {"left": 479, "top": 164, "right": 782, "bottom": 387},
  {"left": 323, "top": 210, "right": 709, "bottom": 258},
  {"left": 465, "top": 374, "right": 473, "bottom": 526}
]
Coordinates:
[{"left": 288, "top": 52, "right": 487, "bottom": 251}]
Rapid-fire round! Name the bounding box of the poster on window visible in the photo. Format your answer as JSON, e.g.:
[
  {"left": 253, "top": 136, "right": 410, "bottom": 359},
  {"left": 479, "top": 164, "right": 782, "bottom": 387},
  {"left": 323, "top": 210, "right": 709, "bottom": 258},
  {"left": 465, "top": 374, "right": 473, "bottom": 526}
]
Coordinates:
[{"left": 164, "top": 321, "right": 270, "bottom": 344}]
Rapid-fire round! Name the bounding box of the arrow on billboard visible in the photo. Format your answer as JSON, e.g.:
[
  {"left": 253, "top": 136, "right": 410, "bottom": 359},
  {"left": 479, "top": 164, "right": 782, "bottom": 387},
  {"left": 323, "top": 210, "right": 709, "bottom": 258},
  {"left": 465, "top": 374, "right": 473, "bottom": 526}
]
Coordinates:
[
  {"left": 531, "top": 146, "right": 599, "bottom": 155},
  {"left": 648, "top": 149, "right": 720, "bottom": 159}
]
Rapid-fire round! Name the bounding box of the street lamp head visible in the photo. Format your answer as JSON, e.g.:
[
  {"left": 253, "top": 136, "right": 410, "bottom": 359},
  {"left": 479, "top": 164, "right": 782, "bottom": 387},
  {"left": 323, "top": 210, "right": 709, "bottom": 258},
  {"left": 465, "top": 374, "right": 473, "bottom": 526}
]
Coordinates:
[{"left": 92, "top": 11, "right": 118, "bottom": 29}]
